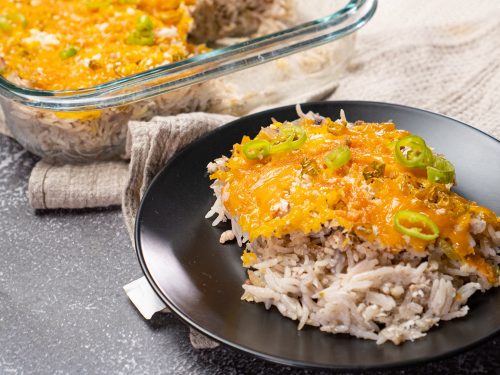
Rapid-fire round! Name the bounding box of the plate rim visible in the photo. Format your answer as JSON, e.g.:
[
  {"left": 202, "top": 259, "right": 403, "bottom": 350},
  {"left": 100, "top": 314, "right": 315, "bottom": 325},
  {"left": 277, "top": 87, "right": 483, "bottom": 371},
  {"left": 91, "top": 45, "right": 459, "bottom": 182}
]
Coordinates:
[{"left": 134, "top": 100, "right": 500, "bottom": 370}]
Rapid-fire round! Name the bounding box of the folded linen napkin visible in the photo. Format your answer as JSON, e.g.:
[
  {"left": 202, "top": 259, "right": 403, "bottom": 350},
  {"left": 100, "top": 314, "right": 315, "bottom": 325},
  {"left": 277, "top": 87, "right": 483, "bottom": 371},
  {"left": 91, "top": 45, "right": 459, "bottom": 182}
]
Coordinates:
[
  {"left": 122, "top": 113, "right": 236, "bottom": 237},
  {"left": 1, "top": 0, "right": 499, "bottom": 350},
  {"left": 124, "top": 113, "right": 235, "bottom": 349},
  {"left": 28, "top": 161, "right": 129, "bottom": 209}
]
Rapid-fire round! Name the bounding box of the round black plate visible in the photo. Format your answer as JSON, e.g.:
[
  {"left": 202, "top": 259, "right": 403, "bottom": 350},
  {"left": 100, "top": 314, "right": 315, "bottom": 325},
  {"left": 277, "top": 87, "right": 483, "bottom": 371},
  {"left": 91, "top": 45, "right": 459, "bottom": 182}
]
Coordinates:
[{"left": 135, "top": 101, "right": 500, "bottom": 370}]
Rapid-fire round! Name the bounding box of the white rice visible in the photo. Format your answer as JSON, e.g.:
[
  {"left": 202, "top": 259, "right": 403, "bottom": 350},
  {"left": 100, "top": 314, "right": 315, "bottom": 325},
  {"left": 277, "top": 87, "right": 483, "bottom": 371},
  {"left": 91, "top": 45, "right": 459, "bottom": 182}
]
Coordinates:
[{"left": 209, "top": 210, "right": 498, "bottom": 345}]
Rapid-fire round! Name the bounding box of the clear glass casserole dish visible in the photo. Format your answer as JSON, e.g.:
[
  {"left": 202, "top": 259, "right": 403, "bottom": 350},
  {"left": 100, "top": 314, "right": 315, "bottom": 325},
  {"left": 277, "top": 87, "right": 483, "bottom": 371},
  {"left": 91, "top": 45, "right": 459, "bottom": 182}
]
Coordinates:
[{"left": 0, "top": 0, "right": 376, "bottom": 163}]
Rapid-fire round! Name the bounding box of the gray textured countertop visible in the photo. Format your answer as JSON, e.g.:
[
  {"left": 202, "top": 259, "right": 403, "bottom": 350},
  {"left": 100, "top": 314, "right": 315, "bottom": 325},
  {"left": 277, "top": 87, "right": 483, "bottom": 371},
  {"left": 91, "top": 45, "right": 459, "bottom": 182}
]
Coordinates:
[{"left": 0, "top": 134, "right": 498, "bottom": 374}]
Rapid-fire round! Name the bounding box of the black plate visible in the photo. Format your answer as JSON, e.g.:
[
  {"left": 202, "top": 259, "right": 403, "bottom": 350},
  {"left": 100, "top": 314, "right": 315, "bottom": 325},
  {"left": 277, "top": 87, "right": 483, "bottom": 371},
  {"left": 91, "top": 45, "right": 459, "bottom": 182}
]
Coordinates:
[{"left": 135, "top": 101, "right": 500, "bottom": 370}]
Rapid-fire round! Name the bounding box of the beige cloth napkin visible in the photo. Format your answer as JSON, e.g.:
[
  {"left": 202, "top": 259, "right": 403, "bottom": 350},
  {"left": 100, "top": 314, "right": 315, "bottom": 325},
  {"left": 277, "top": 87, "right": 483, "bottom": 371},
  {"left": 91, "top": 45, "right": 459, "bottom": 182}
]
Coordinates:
[
  {"left": 1, "top": 0, "right": 499, "bottom": 349},
  {"left": 123, "top": 113, "right": 235, "bottom": 349},
  {"left": 122, "top": 112, "right": 235, "bottom": 236},
  {"left": 28, "top": 161, "right": 129, "bottom": 209}
]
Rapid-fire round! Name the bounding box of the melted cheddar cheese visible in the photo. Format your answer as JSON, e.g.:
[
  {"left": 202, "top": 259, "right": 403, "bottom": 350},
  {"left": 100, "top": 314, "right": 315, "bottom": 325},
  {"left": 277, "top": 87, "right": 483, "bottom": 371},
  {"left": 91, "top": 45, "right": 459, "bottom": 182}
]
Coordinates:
[
  {"left": 0, "top": 0, "right": 205, "bottom": 90},
  {"left": 211, "top": 117, "right": 500, "bottom": 283}
]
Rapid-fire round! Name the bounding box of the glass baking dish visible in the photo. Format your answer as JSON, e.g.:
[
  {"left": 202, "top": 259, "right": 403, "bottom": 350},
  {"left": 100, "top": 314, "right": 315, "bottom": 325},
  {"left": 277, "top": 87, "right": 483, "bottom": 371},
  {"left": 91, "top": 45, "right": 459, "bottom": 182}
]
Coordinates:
[{"left": 0, "top": 0, "right": 376, "bottom": 163}]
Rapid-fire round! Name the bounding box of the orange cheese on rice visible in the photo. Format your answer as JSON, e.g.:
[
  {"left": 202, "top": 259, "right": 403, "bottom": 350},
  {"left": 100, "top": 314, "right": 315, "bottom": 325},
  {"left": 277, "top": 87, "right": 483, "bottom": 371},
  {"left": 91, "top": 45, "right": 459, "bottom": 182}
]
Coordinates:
[
  {"left": 0, "top": 0, "right": 205, "bottom": 90},
  {"left": 210, "top": 118, "right": 500, "bottom": 282}
]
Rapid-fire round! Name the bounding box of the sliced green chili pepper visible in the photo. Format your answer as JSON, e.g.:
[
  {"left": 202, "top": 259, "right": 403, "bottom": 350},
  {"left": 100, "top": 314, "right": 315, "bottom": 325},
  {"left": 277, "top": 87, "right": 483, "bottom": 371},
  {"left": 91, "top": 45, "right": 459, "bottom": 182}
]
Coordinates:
[
  {"left": 59, "top": 45, "right": 78, "bottom": 60},
  {"left": 270, "top": 131, "right": 292, "bottom": 154},
  {"left": 7, "top": 12, "right": 27, "bottom": 28},
  {"left": 126, "top": 31, "right": 154, "bottom": 45},
  {"left": 427, "top": 155, "right": 455, "bottom": 184},
  {"left": 284, "top": 125, "right": 307, "bottom": 150},
  {"left": 394, "top": 135, "right": 433, "bottom": 168},
  {"left": 269, "top": 137, "right": 292, "bottom": 154},
  {"left": 136, "top": 15, "right": 153, "bottom": 32},
  {"left": 325, "top": 145, "right": 351, "bottom": 171},
  {"left": 270, "top": 125, "right": 307, "bottom": 154},
  {"left": 0, "top": 16, "right": 12, "bottom": 32},
  {"left": 16, "top": 13, "right": 27, "bottom": 27},
  {"left": 393, "top": 210, "right": 439, "bottom": 241},
  {"left": 387, "top": 140, "right": 397, "bottom": 151},
  {"left": 242, "top": 139, "right": 271, "bottom": 160},
  {"left": 127, "top": 15, "right": 155, "bottom": 45}
]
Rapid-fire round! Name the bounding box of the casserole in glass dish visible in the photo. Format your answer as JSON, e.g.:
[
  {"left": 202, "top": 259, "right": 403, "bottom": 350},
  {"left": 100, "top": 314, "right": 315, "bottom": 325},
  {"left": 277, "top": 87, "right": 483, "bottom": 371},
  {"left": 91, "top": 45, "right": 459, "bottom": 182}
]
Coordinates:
[{"left": 0, "top": 0, "right": 376, "bottom": 163}]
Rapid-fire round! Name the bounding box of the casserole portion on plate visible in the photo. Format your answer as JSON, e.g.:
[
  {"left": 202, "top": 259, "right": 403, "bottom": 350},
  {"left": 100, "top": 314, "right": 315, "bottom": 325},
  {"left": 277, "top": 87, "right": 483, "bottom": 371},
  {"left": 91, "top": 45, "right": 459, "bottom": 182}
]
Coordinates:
[{"left": 207, "top": 107, "right": 500, "bottom": 344}]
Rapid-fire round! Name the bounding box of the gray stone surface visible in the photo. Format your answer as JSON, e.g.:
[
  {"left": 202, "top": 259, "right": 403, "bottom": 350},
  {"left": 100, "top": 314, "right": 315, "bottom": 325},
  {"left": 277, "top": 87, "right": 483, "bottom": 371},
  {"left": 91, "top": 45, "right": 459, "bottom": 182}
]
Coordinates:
[{"left": 0, "top": 134, "right": 498, "bottom": 374}]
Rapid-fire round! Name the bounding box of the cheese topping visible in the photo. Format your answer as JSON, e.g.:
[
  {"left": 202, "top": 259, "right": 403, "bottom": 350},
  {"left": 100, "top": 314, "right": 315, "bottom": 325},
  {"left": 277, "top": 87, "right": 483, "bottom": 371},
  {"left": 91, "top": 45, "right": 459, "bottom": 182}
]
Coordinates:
[
  {"left": 210, "top": 117, "right": 500, "bottom": 282},
  {"left": 0, "top": 0, "right": 205, "bottom": 90}
]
